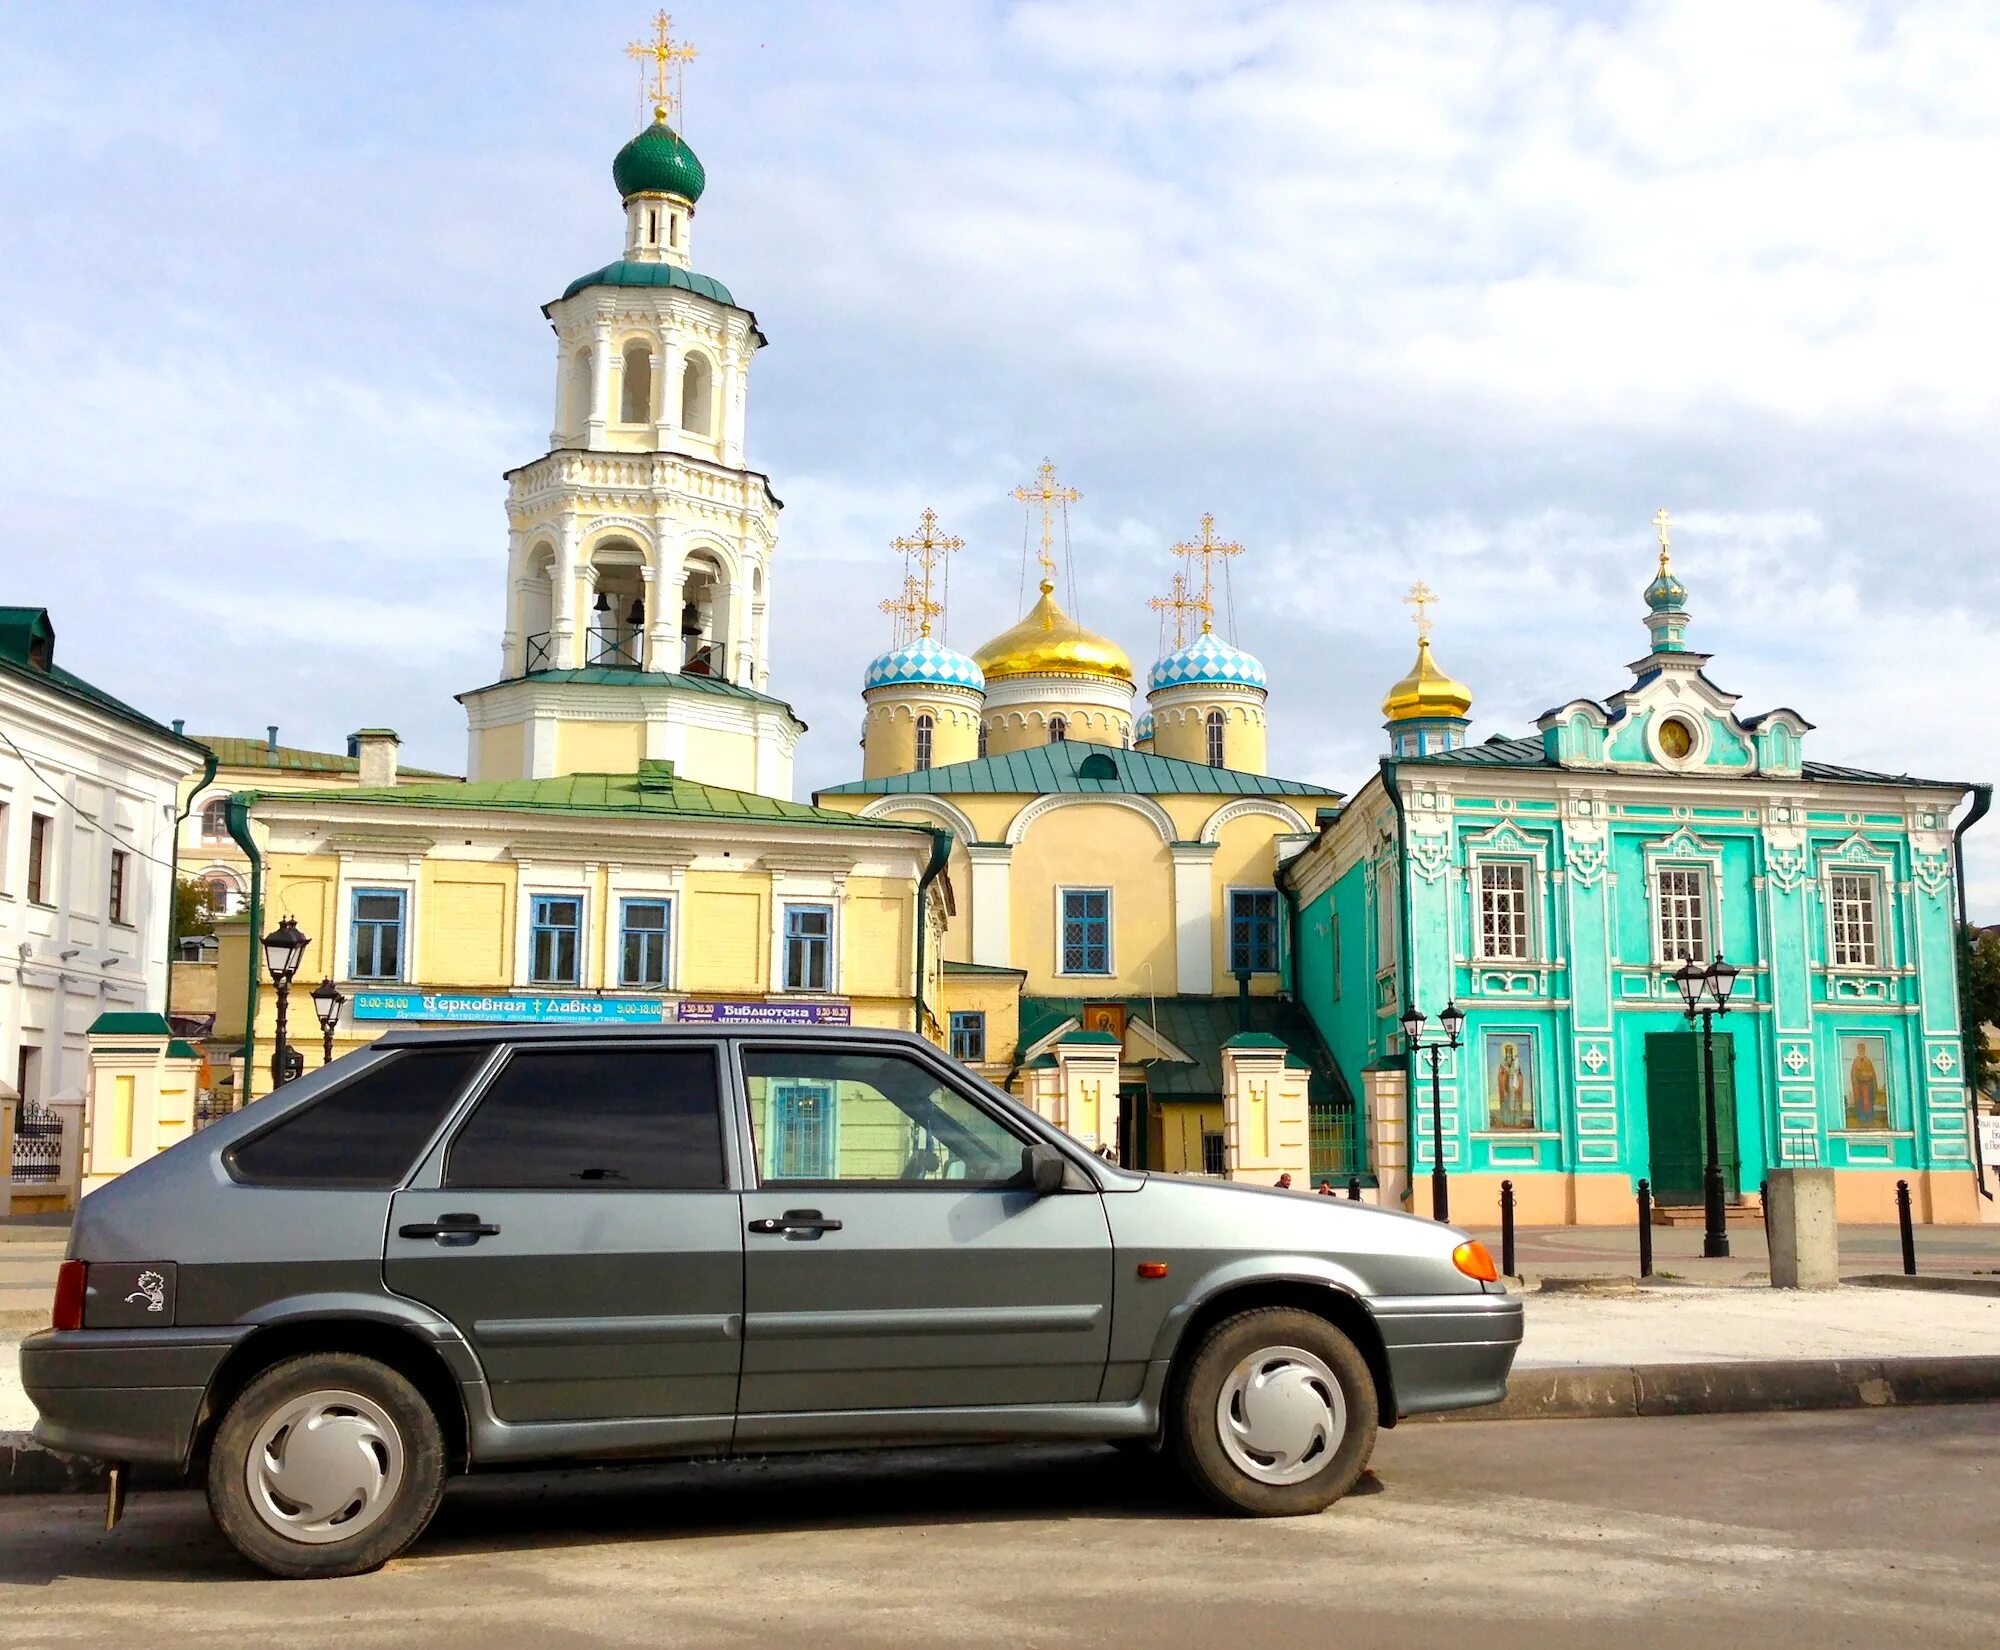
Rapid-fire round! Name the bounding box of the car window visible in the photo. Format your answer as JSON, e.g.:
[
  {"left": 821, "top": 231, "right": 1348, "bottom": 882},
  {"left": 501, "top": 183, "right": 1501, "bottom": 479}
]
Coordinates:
[
  {"left": 444, "top": 1046, "right": 725, "bottom": 1190},
  {"left": 742, "top": 1047, "right": 1026, "bottom": 1187},
  {"left": 227, "top": 1048, "right": 486, "bottom": 1188}
]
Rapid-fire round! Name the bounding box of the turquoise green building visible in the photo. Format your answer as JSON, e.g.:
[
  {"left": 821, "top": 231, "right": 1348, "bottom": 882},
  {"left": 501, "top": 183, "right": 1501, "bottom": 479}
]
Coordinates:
[{"left": 1281, "top": 544, "right": 1991, "bottom": 1226}]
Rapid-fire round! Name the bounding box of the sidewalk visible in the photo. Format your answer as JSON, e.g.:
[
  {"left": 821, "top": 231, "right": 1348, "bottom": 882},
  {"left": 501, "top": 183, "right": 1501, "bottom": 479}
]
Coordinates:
[{"left": 1463, "top": 1220, "right": 2000, "bottom": 1286}]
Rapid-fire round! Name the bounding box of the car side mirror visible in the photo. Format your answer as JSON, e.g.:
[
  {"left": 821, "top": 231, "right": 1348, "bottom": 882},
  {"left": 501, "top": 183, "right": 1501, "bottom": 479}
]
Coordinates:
[{"left": 1022, "top": 1142, "right": 1067, "bottom": 1196}]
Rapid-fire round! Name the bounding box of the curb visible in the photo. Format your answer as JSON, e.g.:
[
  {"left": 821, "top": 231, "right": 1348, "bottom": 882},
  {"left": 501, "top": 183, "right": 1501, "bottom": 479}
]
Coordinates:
[
  {"left": 1419, "top": 1354, "right": 2000, "bottom": 1423},
  {"left": 1844, "top": 1274, "right": 2000, "bottom": 1298}
]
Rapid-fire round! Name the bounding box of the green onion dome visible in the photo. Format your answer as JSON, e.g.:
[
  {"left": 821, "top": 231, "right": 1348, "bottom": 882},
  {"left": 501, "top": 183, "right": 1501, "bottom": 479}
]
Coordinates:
[{"left": 613, "top": 118, "right": 706, "bottom": 203}]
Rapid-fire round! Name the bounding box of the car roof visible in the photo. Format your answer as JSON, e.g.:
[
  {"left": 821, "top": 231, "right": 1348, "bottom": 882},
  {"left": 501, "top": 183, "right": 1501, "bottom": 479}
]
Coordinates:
[{"left": 370, "top": 1022, "right": 935, "bottom": 1049}]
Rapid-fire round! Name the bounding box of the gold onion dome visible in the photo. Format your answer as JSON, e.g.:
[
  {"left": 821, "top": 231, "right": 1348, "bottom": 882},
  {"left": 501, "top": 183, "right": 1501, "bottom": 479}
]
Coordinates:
[
  {"left": 1382, "top": 637, "right": 1473, "bottom": 722},
  {"left": 973, "top": 583, "right": 1134, "bottom": 684}
]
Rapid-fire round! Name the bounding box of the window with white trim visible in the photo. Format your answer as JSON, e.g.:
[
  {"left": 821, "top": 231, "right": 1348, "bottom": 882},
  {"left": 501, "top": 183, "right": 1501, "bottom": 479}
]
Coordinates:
[
  {"left": 914, "top": 713, "right": 933, "bottom": 772},
  {"left": 1655, "top": 867, "right": 1708, "bottom": 962},
  {"left": 1477, "top": 862, "right": 1531, "bottom": 961},
  {"left": 782, "top": 903, "right": 834, "bottom": 992},
  {"left": 1829, "top": 872, "right": 1880, "bottom": 968},
  {"left": 1205, "top": 709, "right": 1226, "bottom": 768},
  {"left": 1060, "top": 888, "right": 1111, "bottom": 975},
  {"left": 1374, "top": 859, "right": 1398, "bottom": 969}
]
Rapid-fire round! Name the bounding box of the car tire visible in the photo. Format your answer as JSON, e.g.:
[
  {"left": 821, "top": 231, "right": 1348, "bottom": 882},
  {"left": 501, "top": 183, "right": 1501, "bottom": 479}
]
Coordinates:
[
  {"left": 205, "top": 1352, "right": 447, "bottom": 1579},
  {"left": 1171, "top": 1306, "right": 1379, "bottom": 1517}
]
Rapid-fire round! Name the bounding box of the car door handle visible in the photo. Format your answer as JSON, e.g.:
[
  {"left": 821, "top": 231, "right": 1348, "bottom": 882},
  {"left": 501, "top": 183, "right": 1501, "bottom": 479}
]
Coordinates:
[
  {"left": 747, "top": 1209, "right": 843, "bottom": 1238},
  {"left": 398, "top": 1212, "right": 501, "bottom": 1244}
]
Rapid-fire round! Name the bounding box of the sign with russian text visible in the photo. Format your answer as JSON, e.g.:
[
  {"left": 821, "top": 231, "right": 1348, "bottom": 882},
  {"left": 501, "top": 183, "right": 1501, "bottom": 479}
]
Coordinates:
[
  {"left": 675, "top": 999, "right": 853, "bottom": 1027},
  {"left": 351, "top": 992, "right": 665, "bottom": 1024}
]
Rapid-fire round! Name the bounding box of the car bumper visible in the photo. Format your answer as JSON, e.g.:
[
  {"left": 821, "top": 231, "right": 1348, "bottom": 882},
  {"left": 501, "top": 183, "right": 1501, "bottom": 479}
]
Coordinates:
[
  {"left": 1374, "top": 1291, "right": 1524, "bottom": 1418},
  {"left": 18, "top": 1326, "right": 249, "bottom": 1469}
]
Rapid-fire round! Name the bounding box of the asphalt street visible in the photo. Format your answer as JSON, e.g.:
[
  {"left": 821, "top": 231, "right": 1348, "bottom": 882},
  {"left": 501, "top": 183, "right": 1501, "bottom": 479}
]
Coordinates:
[{"left": 3, "top": 1405, "right": 1996, "bottom": 1648}]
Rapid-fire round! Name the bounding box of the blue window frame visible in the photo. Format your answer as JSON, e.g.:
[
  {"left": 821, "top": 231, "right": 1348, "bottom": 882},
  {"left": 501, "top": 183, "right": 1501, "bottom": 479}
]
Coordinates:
[
  {"left": 949, "top": 1011, "right": 987, "bottom": 1063},
  {"left": 783, "top": 903, "right": 833, "bottom": 992},
  {"left": 1060, "top": 889, "right": 1111, "bottom": 975},
  {"left": 350, "top": 888, "right": 406, "bottom": 981},
  {"left": 529, "top": 894, "right": 583, "bottom": 986},
  {"left": 619, "top": 898, "right": 671, "bottom": 988},
  {"left": 1229, "top": 889, "right": 1281, "bottom": 975},
  {"left": 768, "top": 1080, "right": 837, "bottom": 1178}
]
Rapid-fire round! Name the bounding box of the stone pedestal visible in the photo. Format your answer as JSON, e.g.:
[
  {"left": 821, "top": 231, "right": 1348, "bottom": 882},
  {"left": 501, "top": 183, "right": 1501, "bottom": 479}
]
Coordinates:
[
  {"left": 83, "top": 1015, "right": 202, "bottom": 1194},
  {"left": 1363, "top": 1066, "right": 1409, "bottom": 1209},
  {"left": 1767, "top": 1168, "right": 1839, "bottom": 1289},
  {"left": 1220, "top": 1034, "right": 1310, "bottom": 1187}
]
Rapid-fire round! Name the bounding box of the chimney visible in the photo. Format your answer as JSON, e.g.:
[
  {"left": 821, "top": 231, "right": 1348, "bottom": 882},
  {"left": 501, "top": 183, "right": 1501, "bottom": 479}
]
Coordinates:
[
  {"left": 353, "top": 729, "right": 400, "bottom": 787},
  {"left": 172, "top": 718, "right": 185, "bottom": 736},
  {"left": 266, "top": 725, "right": 280, "bottom": 756}
]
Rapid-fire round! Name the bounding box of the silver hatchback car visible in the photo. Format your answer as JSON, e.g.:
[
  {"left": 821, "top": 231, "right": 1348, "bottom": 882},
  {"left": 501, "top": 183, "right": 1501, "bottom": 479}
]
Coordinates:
[{"left": 23, "top": 1025, "right": 1521, "bottom": 1577}]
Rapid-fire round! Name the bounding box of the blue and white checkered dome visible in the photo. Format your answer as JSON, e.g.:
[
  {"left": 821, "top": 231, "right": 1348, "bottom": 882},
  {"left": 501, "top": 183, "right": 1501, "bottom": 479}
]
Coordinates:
[
  {"left": 1146, "top": 629, "right": 1267, "bottom": 694},
  {"left": 1134, "top": 710, "right": 1155, "bottom": 743},
  {"left": 862, "top": 635, "right": 985, "bottom": 694}
]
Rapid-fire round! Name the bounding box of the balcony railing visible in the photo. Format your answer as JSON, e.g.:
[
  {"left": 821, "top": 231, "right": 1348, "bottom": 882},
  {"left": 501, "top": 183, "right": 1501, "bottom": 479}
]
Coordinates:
[
  {"left": 522, "top": 630, "right": 727, "bottom": 679},
  {"left": 682, "top": 638, "right": 725, "bottom": 677},
  {"left": 586, "top": 625, "right": 644, "bottom": 669}
]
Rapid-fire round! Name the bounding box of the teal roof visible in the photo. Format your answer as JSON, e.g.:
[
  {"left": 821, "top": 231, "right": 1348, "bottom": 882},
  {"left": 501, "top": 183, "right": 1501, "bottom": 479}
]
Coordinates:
[
  {"left": 192, "top": 735, "right": 454, "bottom": 780},
  {"left": 87, "top": 1012, "right": 172, "bottom": 1037},
  {"left": 819, "top": 739, "right": 1338, "bottom": 802},
  {"left": 253, "top": 760, "right": 935, "bottom": 834},
  {"left": 557, "top": 259, "right": 736, "bottom": 306},
  {"left": 943, "top": 960, "right": 1027, "bottom": 977},
  {"left": 1406, "top": 735, "right": 1969, "bottom": 790},
  {"left": 613, "top": 119, "right": 706, "bottom": 202},
  {"left": 0, "top": 607, "right": 203, "bottom": 754},
  {"left": 457, "top": 666, "right": 800, "bottom": 721}
]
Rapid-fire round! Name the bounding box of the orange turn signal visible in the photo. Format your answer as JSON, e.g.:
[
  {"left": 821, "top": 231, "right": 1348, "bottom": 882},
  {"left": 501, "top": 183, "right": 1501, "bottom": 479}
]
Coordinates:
[
  {"left": 1452, "top": 1241, "right": 1499, "bottom": 1283},
  {"left": 1136, "top": 1261, "right": 1170, "bottom": 1279}
]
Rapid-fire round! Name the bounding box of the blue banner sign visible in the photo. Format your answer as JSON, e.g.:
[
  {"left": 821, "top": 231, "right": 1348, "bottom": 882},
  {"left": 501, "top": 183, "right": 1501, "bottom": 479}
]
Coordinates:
[
  {"left": 351, "top": 992, "right": 666, "bottom": 1025},
  {"left": 675, "top": 1000, "right": 853, "bottom": 1027}
]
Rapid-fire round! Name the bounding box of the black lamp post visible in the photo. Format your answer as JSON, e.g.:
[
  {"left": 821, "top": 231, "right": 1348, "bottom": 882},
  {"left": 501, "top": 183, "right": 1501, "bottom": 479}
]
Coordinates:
[
  {"left": 262, "top": 916, "right": 310, "bottom": 1090},
  {"left": 1673, "top": 952, "right": 1740, "bottom": 1259},
  {"left": 309, "top": 976, "right": 347, "bottom": 1066},
  {"left": 1400, "top": 1000, "right": 1466, "bottom": 1222}
]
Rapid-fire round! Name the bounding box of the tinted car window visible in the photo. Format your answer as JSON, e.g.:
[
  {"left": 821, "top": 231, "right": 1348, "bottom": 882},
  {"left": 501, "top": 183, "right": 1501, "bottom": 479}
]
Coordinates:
[
  {"left": 227, "top": 1048, "right": 485, "bottom": 1187},
  {"left": 445, "top": 1046, "right": 725, "bottom": 1190}
]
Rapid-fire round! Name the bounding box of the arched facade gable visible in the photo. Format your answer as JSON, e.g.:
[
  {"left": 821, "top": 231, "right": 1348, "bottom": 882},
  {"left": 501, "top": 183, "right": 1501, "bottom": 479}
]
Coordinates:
[
  {"left": 1006, "top": 790, "right": 1176, "bottom": 847},
  {"left": 1199, "top": 797, "right": 1312, "bottom": 844},
  {"left": 579, "top": 516, "right": 657, "bottom": 558},
  {"left": 857, "top": 793, "right": 980, "bottom": 847}
]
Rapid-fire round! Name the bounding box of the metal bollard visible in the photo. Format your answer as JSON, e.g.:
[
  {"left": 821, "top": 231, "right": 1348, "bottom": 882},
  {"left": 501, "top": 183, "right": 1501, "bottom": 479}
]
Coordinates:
[
  {"left": 1500, "top": 1178, "right": 1517, "bottom": 1280},
  {"left": 1896, "top": 1178, "right": 1917, "bottom": 1276},
  {"left": 1637, "top": 1177, "right": 1654, "bottom": 1279},
  {"left": 1348, "top": 1177, "right": 1361, "bottom": 1202},
  {"left": 1760, "top": 1178, "right": 1771, "bottom": 1252}
]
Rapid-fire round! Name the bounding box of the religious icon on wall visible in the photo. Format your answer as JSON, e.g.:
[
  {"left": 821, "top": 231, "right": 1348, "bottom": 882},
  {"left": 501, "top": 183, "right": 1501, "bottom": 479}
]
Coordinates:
[
  {"left": 1841, "top": 1035, "right": 1891, "bottom": 1130},
  {"left": 1484, "top": 1034, "right": 1537, "bottom": 1131},
  {"left": 1081, "top": 1002, "right": 1128, "bottom": 1041}
]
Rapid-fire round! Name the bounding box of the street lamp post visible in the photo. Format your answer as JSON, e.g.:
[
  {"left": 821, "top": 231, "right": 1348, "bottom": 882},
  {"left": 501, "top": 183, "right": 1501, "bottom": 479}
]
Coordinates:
[
  {"left": 261, "top": 916, "right": 310, "bottom": 1091},
  {"left": 1673, "top": 952, "right": 1741, "bottom": 1259},
  {"left": 1400, "top": 1000, "right": 1466, "bottom": 1222},
  {"left": 309, "top": 976, "right": 347, "bottom": 1066}
]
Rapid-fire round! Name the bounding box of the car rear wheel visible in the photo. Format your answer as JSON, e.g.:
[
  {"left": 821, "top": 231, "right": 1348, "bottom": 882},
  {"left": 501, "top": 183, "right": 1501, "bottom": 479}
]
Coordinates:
[
  {"left": 206, "top": 1352, "right": 446, "bottom": 1579},
  {"left": 1172, "top": 1306, "right": 1378, "bottom": 1516}
]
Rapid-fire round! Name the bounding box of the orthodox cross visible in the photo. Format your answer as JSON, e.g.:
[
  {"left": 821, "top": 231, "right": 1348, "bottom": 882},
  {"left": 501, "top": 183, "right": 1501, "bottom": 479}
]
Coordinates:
[
  {"left": 889, "top": 508, "right": 963, "bottom": 639},
  {"left": 1012, "top": 460, "right": 1079, "bottom": 591},
  {"left": 1652, "top": 506, "right": 1672, "bottom": 569},
  {"left": 627, "top": 11, "right": 697, "bottom": 124},
  {"left": 879, "top": 572, "right": 932, "bottom": 649},
  {"left": 1148, "top": 570, "right": 1201, "bottom": 651},
  {"left": 1404, "top": 579, "right": 1438, "bottom": 643},
  {"left": 1172, "top": 513, "right": 1243, "bottom": 635}
]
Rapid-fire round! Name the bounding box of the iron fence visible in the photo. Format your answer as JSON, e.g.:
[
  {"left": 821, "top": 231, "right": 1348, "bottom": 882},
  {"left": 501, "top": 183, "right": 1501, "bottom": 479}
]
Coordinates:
[
  {"left": 194, "top": 1090, "right": 239, "bottom": 1132},
  {"left": 10, "top": 1102, "right": 63, "bottom": 1183},
  {"left": 1310, "top": 1095, "right": 1367, "bottom": 1185}
]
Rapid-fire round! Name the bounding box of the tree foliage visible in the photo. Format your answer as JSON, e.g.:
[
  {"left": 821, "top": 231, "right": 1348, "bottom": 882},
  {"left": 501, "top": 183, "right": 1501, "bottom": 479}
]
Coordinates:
[
  {"left": 173, "top": 877, "right": 218, "bottom": 943},
  {"left": 1959, "top": 924, "right": 2000, "bottom": 1098}
]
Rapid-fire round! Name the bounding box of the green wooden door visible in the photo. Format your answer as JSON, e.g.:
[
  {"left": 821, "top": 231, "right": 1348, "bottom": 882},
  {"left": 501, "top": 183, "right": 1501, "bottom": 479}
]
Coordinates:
[{"left": 1644, "top": 1031, "right": 1739, "bottom": 1205}]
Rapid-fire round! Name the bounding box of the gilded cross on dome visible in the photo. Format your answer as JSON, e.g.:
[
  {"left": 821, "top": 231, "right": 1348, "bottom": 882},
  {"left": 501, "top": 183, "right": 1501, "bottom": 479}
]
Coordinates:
[
  {"left": 1652, "top": 506, "right": 1673, "bottom": 570},
  {"left": 626, "top": 11, "right": 697, "bottom": 124},
  {"left": 1172, "top": 513, "right": 1243, "bottom": 635},
  {"left": 888, "top": 508, "right": 963, "bottom": 640},
  {"left": 879, "top": 573, "right": 934, "bottom": 649},
  {"left": 1149, "top": 570, "right": 1201, "bottom": 651},
  {"left": 1404, "top": 579, "right": 1438, "bottom": 643},
  {"left": 1012, "top": 460, "right": 1080, "bottom": 592}
]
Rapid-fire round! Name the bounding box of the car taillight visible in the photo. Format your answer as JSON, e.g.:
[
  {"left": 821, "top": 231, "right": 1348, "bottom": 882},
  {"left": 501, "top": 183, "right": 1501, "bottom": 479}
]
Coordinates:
[
  {"left": 1452, "top": 1240, "right": 1499, "bottom": 1283},
  {"left": 52, "top": 1260, "right": 87, "bottom": 1331}
]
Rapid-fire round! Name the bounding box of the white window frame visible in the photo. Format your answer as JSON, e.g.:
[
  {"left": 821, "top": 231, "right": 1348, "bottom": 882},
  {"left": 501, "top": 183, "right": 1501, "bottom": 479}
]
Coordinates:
[
  {"left": 1653, "top": 864, "right": 1711, "bottom": 965},
  {"left": 1373, "top": 857, "right": 1398, "bottom": 971},
  {"left": 1473, "top": 858, "right": 1535, "bottom": 963},
  {"left": 1055, "top": 884, "right": 1115, "bottom": 977},
  {"left": 1826, "top": 868, "right": 1884, "bottom": 970}
]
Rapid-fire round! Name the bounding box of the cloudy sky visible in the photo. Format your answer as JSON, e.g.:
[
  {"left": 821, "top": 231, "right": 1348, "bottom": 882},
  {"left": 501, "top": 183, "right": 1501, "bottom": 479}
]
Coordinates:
[{"left": 5, "top": 1, "right": 1997, "bottom": 906}]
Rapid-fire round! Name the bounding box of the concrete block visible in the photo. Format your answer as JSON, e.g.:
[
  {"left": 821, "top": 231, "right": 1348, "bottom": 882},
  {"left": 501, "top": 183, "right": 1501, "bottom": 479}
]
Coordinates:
[{"left": 1767, "top": 1168, "right": 1839, "bottom": 1289}]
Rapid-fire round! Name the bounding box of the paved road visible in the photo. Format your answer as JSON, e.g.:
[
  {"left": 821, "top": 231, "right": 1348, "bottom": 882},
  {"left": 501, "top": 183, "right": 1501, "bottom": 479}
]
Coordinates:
[{"left": 2, "top": 1406, "right": 1995, "bottom": 1649}]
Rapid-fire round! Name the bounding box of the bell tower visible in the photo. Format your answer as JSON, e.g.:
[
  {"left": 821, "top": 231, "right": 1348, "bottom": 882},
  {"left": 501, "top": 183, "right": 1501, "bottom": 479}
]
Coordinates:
[{"left": 461, "top": 17, "right": 801, "bottom": 798}]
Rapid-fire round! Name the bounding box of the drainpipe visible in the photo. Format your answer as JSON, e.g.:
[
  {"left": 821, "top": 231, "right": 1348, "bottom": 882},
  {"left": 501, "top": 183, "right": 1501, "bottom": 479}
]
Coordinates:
[
  {"left": 1382, "top": 758, "right": 1416, "bottom": 1207},
  {"left": 224, "top": 793, "right": 264, "bottom": 1101},
  {"left": 163, "top": 736, "right": 219, "bottom": 1022},
  {"left": 912, "top": 827, "right": 954, "bottom": 1039},
  {"left": 1952, "top": 783, "right": 1993, "bottom": 1200}
]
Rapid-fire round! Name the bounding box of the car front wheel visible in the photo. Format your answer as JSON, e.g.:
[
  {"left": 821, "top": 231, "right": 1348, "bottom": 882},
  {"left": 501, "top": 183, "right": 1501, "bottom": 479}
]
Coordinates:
[
  {"left": 205, "top": 1352, "right": 447, "bottom": 1578},
  {"left": 1172, "top": 1306, "right": 1379, "bottom": 1516}
]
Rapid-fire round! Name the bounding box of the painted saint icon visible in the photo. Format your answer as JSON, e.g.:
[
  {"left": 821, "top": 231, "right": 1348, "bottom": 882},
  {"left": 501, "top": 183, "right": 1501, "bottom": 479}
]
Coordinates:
[
  {"left": 1841, "top": 1035, "right": 1890, "bottom": 1131},
  {"left": 1485, "top": 1034, "right": 1536, "bottom": 1131}
]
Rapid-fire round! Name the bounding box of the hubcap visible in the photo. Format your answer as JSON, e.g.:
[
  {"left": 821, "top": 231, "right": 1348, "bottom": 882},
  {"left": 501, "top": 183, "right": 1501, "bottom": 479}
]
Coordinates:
[
  {"left": 1215, "top": 1344, "right": 1346, "bottom": 1486},
  {"left": 244, "top": 1389, "right": 405, "bottom": 1545}
]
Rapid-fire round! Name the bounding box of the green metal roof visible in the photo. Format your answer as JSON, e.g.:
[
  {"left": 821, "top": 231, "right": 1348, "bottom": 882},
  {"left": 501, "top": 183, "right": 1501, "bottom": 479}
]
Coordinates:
[
  {"left": 192, "top": 736, "right": 454, "bottom": 779},
  {"left": 456, "top": 667, "right": 799, "bottom": 721},
  {"left": 942, "top": 960, "right": 1028, "bottom": 977},
  {"left": 612, "top": 119, "right": 706, "bottom": 203},
  {"left": 558, "top": 260, "right": 735, "bottom": 306},
  {"left": 166, "top": 1040, "right": 201, "bottom": 1061},
  {"left": 1408, "top": 735, "right": 1970, "bottom": 790},
  {"left": 257, "top": 760, "right": 935, "bottom": 834},
  {"left": 0, "top": 607, "right": 203, "bottom": 753},
  {"left": 819, "top": 739, "right": 1339, "bottom": 802},
  {"left": 87, "top": 1012, "right": 173, "bottom": 1037}
]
